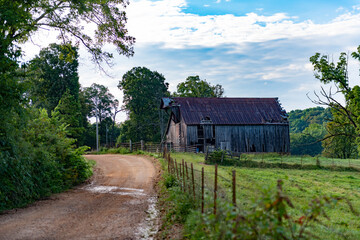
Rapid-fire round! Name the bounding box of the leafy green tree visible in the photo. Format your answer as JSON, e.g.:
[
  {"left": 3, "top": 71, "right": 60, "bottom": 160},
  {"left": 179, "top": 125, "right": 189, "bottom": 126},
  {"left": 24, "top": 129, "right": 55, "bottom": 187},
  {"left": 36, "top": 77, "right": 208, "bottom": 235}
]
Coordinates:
[
  {"left": 1, "top": 0, "right": 135, "bottom": 152},
  {"left": 174, "top": 75, "right": 224, "bottom": 97},
  {"left": 27, "top": 43, "right": 80, "bottom": 112},
  {"left": 310, "top": 46, "right": 360, "bottom": 156},
  {"left": 0, "top": 0, "right": 134, "bottom": 71},
  {"left": 322, "top": 113, "right": 358, "bottom": 159},
  {"left": 83, "top": 83, "right": 115, "bottom": 124},
  {"left": 53, "top": 90, "right": 85, "bottom": 146},
  {"left": 290, "top": 123, "right": 326, "bottom": 156},
  {"left": 118, "top": 67, "right": 169, "bottom": 142},
  {"left": 82, "top": 83, "right": 122, "bottom": 148}
]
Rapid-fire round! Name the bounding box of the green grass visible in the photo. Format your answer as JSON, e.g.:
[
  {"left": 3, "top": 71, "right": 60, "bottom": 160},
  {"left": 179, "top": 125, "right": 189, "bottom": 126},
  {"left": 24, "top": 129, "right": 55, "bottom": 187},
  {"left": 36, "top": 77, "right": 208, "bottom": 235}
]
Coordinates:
[
  {"left": 241, "top": 153, "right": 360, "bottom": 168},
  {"left": 171, "top": 152, "right": 360, "bottom": 239}
]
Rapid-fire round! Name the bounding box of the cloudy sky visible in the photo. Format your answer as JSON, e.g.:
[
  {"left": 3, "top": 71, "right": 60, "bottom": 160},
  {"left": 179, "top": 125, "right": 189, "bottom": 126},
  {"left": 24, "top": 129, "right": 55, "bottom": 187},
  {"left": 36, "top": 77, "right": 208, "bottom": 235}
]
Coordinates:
[{"left": 23, "top": 0, "right": 360, "bottom": 122}]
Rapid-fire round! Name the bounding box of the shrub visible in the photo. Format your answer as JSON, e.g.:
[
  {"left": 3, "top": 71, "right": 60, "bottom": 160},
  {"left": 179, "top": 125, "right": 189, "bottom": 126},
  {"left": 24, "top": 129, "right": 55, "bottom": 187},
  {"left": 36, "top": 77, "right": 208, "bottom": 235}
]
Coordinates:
[
  {"left": 0, "top": 108, "right": 93, "bottom": 212},
  {"left": 205, "top": 149, "right": 234, "bottom": 165}
]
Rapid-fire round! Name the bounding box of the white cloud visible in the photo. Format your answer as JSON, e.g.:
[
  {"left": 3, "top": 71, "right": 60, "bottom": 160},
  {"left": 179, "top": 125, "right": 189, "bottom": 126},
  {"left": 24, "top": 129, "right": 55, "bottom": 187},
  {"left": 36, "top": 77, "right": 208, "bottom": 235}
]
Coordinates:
[
  {"left": 19, "top": 0, "right": 360, "bottom": 121},
  {"left": 353, "top": 5, "right": 360, "bottom": 11},
  {"left": 127, "top": 0, "right": 360, "bottom": 50},
  {"left": 336, "top": 6, "right": 345, "bottom": 12}
]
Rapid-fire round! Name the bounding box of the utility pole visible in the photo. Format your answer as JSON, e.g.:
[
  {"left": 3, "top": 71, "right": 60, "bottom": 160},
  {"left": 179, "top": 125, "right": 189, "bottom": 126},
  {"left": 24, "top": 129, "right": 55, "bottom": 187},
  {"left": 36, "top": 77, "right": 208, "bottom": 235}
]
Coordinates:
[{"left": 95, "top": 98, "right": 99, "bottom": 152}]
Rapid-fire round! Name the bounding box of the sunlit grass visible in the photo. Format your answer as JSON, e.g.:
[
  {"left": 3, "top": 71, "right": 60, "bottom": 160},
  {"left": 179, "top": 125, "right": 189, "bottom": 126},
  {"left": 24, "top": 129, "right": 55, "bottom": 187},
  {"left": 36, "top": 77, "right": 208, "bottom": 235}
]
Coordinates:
[{"left": 171, "top": 152, "right": 360, "bottom": 239}]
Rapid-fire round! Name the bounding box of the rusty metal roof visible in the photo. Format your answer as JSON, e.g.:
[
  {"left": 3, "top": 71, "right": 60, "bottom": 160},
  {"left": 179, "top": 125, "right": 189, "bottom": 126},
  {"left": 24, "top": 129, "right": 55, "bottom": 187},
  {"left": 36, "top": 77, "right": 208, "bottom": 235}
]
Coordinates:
[{"left": 168, "top": 97, "right": 288, "bottom": 125}]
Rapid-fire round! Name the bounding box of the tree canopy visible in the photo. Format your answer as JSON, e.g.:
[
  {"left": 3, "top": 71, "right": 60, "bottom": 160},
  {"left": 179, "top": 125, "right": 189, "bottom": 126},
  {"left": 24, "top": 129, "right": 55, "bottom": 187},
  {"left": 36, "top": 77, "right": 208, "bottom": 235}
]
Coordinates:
[
  {"left": 83, "top": 83, "right": 116, "bottom": 123},
  {"left": 118, "top": 66, "right": 169, "bottom": 142},
  {"left": 27, "top": 43, "right": 80, "bottom": 112},
  {"left": 288, "top": 107, "right": 331, "bottom": 133},
  {"left": 174, "top": 75, "right": 224, "bottom": 98},
  {"left": 309, "top": 45, "right": 360, "bottom": 158},
  {"left": 288, "top": 107, "right": 330, "bottom": 156},
  {"left": 0, "top": 0, "right": 135, "bottom": 71}
]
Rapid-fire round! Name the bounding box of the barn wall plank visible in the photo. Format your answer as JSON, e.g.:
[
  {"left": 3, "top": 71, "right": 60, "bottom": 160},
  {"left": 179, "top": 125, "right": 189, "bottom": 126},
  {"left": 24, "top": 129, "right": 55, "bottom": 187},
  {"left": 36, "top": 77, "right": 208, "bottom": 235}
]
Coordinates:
[{"left": 214, "top": 125, "right": 289, "bottom": 153}]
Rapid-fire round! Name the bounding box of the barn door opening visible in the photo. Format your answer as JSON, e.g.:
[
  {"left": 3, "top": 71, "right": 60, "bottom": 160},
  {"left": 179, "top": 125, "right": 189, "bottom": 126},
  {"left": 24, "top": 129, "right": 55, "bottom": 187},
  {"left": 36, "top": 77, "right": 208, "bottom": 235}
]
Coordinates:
[{"left": 198, "top": 116, "right": 214, "bottom": 153}]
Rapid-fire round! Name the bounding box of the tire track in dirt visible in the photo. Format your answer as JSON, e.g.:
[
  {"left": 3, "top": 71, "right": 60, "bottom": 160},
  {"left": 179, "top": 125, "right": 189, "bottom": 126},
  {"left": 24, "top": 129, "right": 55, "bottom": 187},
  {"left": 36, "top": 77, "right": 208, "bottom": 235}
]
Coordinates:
[{"left": 0, "top": 154, "right": 158, "bottom": 240}]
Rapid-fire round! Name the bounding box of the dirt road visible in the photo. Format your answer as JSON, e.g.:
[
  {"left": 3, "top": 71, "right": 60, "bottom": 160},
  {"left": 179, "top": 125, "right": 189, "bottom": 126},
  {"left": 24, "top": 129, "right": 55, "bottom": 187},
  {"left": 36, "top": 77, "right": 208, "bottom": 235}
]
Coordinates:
[{"left": 0, "top": 154, "right": 158, "bottom": 240}]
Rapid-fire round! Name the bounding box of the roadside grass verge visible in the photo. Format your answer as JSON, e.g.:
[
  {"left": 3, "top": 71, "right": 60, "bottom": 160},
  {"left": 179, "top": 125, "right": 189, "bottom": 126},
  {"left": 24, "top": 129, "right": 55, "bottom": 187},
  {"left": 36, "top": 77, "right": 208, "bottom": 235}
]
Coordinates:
[
  {"left": 154, "top": 155, "right": 198, "bottom": 239},
  {"left": 171, "top": 152, "right": 360, "bottom": 239}
]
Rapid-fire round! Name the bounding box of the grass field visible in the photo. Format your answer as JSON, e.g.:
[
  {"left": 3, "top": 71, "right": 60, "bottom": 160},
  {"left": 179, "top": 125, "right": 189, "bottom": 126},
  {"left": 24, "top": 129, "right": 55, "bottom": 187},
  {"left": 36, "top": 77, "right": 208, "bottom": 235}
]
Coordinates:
[
  {"left": 240, "top": 153, "right": 360, "bottom": 168},
  {"left": 170, "top": 152, "right": 360, "bottom": 239}
]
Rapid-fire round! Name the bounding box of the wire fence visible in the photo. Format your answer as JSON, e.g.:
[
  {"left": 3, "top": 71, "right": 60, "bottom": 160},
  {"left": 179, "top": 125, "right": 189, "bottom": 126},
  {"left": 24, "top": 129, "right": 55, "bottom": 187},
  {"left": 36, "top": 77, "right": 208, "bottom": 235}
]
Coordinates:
[
  {"left": 112, "top": 141, "right": 359, "bottom": 238},
  {"left": 116, "top": 141, "right": 360, "bottom": 170},
  {"left": 162, "top": 149, "right": 240, "bottom": 215},
  {"left": 206, "top": 151, "right": 360, "bottom": 171},
  {"left": 116, "top": 141, "right": 197, "bottom": 153}
]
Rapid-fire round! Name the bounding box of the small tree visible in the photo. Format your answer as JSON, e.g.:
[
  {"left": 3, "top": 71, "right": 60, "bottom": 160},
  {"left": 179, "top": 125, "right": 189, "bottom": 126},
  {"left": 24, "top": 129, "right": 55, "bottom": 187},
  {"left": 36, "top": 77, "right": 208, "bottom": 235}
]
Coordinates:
[
  {"left": 83, "top": 83, "right": 115, "bottom": 124},
  {"left": 53, "top": 90, "right": 85, "bottom": 146},
  {"left": 309, "top": 46, "right": 360, "bottom": 156}
]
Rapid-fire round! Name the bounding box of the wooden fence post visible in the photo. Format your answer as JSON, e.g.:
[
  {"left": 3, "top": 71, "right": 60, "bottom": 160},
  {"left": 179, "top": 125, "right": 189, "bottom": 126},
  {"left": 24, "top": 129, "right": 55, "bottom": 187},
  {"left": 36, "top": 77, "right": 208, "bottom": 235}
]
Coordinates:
[
  {"left": 182, "top": 159, "right": 186, "bottom": 193},
  {"left": 175, "top": 160, "right": 179, "bottom": 181},
  {"left": 141, "top": 140, "right": 144, "bottom": 151},
  {"left": 201, "top": 167, "right": 204, "bottom": 214},
  {"left": 185, "top": 162, "right": 190, "bottom": 193},
  {"left": 167, "top": 155, "right": 170, "bottom": 173},
  {"left": 191, "top": 163, "right": 195, "bottom": 200},
  {"left": 129, "top": 139, "right": 132, "bottom": 152},
  {"left": 214, "top": 164, "right": 218, "bottom": 215},
  {"left": 169, "top": 157, "right": 173, "bottom": 175},
  {"left": 178, "top": 161, "right": 182, "bottom": 191},
  {"left": 232, "top": 170, "right": 236, "bottom": 207}
]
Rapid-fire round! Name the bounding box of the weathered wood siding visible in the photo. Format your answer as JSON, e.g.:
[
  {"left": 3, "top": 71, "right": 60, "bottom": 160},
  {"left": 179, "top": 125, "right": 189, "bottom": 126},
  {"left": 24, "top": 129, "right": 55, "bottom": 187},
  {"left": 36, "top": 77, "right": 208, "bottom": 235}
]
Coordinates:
[
  {"left": 187, "top": 126, "right": 198, "bottom": 146},
  {"left": 181, "top": 120, "right": 187, "bottom": 145},
  {"left": 166, "top": 120, "right": 178, "bottom": 144},
  {"left": 203, "top": 125, "right": 213, "bottom": 139},
  {"left": 166, "top": 116, "right": 187, "bottom": 146},
  {"left": 214, "top": 125, "right": 290, "bottom": 153}
]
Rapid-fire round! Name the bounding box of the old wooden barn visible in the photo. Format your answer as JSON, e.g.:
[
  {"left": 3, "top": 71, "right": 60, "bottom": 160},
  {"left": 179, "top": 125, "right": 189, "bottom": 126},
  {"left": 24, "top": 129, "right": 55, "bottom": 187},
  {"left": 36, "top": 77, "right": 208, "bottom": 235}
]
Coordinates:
[{"left": 160, "top": 97, "right": 290, "bottom": 153}]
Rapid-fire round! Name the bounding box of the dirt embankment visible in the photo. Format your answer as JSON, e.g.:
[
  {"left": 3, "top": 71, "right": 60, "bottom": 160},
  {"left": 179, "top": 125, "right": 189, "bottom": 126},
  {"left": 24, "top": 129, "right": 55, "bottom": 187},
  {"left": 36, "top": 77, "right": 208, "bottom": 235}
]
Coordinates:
[{"left": 0, "top": 154, "right": 159, "bottom": 240}]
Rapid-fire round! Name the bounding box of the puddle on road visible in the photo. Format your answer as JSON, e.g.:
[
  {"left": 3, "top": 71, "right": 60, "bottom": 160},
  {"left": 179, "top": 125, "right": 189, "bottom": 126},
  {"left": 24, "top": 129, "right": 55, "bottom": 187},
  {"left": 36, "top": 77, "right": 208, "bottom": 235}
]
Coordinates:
[
  {"left": 136, "top": 196, "right": 159, "bottom": 240},
  {"left": 82, "top": 183, "right": 160, "bottom": 239},
  {"left": 83, "top": 185, "right": 147, "bottom": 197}
]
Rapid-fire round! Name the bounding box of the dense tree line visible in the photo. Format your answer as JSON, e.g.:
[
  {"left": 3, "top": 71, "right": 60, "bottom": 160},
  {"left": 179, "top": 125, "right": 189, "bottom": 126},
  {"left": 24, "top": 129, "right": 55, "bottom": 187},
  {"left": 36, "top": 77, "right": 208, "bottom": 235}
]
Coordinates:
[
  {"left": 0, "top": 0, "right": 134, "bottom": 211},
  {"left": 288, "top": 107, "right": 330, "bottom": 156}
]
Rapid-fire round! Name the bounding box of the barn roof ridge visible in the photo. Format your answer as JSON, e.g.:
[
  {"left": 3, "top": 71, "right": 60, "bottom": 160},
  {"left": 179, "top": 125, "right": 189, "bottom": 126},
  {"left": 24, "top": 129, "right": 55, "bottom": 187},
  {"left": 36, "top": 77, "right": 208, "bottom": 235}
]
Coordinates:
[{"left": 161, "top": 97, "right": 288, "bottom": 125}]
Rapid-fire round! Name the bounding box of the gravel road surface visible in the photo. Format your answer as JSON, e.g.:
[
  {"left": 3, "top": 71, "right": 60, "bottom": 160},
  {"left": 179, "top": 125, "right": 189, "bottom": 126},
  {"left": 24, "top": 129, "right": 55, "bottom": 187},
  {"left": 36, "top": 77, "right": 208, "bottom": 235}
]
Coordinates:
[{"left": 0, "top": 154, "right": 158, "bottom": 240}]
